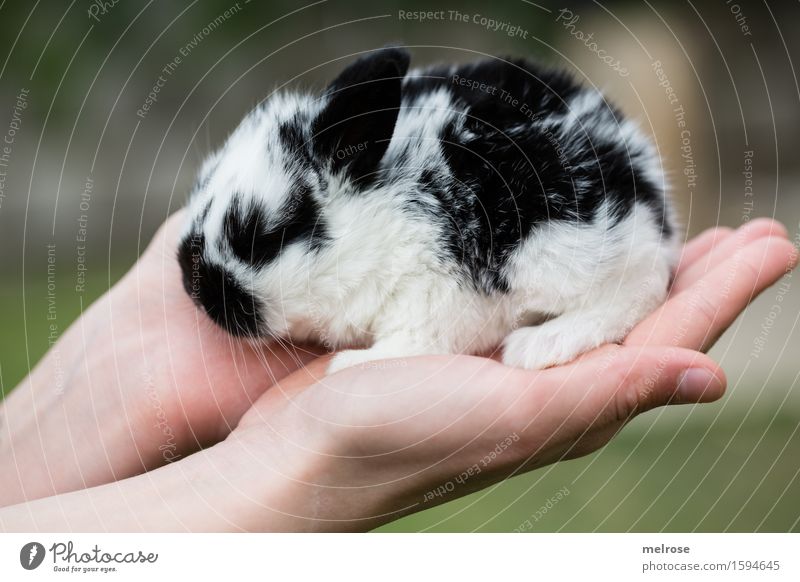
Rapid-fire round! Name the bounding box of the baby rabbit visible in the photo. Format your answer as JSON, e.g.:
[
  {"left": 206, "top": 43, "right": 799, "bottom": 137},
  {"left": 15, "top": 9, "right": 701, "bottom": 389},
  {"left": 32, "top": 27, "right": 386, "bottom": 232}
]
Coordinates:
[{"left": 178, "top": 47, "right": 678, "bottom": 373}]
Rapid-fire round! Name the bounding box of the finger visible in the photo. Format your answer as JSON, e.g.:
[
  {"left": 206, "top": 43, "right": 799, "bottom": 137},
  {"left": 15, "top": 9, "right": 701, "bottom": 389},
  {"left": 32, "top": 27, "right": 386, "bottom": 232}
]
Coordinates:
[
  {"left": 627, "top": 236, "right": 798, "bottom": 351},
  {"left": 142, "top": 209, "right": 187, "bottom": 259},
  {"left": 536, "top": 346, "right": 726, "bottom": 434},
  {"left": 674, "top": 226, "right": 733, "bottom": 277},
  {"left": 259, "top": 356, "right": 332, "bottom": 400},
  {"left": 508, "top": 347, "right": 725, "bottom": 469},
  {"left": 672, "top": 218, "right": 789, "bottom": 294}
]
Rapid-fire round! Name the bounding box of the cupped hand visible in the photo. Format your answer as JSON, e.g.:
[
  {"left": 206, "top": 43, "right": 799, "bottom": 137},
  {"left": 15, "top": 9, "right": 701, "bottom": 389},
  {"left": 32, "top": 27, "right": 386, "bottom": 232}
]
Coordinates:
[
  {"left": 2, "top": 217, "right": 794, "bottom": 530},
  {"left": 224, "top": 218, "right": 797, "bottom": 530},
  {"left": 0, "top": 211, "right": 318, "bottom": 504},
  {"left": 122, "top": 211, "right": 321, "bottom": 446}
]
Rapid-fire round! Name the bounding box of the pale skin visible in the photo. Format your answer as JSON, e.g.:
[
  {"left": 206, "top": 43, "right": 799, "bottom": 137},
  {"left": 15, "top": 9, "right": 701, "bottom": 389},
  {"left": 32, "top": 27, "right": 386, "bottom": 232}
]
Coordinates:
[{"left": 0, "top": 214, "right": 796, "bottom": 531}]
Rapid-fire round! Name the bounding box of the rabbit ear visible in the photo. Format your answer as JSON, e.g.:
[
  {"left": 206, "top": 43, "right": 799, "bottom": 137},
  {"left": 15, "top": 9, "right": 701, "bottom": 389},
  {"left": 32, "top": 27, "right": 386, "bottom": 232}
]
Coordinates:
[{"left": 312, "top": 47, "right": 410, "bottom": 187}]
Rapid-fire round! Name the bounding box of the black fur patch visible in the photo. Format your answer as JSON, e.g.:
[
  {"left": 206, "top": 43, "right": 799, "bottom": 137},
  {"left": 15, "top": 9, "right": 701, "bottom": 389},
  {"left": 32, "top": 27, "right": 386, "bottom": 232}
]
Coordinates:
[
  {"left": 401, "top": 57, "right": 669, "bottom": 293},
  {"left": 279, "top": 117, "right": 315, "bottom": 173},
  {"left": 312, "top": 47, "right": 410, "bottom": 188},
  {"left": 177, "top": 233, "right": 264, "bottom": 337},
  {"left": 223, "top": 192, "right": 326, "bottom": 268}
]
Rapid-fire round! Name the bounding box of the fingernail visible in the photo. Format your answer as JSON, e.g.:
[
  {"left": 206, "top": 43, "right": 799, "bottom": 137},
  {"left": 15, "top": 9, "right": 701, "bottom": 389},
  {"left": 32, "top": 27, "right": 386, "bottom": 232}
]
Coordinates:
[{"left": 677, "top": 368, "right": 724, "bottom": 402}]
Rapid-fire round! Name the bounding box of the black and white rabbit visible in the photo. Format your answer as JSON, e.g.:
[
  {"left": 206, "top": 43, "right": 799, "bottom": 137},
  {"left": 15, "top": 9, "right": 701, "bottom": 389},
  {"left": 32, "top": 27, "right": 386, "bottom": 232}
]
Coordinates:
[{"left": 178, "top": 47, "right": 678, "bottom": 373}]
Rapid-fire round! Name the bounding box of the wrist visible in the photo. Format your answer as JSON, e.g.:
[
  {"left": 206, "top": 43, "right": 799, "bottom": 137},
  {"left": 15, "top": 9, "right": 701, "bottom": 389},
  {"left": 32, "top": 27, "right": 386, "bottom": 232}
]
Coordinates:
[
  {"left": 213, "top": 421, "right": 340, "bottom": 531},
  {"left": 214, "top": 392, "right": 407, "bottom": 532}
]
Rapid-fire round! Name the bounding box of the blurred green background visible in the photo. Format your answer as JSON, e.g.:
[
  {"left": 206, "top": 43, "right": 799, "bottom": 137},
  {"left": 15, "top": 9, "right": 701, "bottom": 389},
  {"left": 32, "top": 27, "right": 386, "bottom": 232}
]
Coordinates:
[{"left": 1, "top": 0, "right": 798, "bottom": 531}]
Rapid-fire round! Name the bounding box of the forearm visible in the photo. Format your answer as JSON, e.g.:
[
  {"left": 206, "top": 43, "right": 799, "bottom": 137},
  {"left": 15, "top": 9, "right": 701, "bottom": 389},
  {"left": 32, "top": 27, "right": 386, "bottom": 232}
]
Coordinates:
[
  {"left": 0, "top": 279, "right": 191, "bottom": 507},
  {"left": 0, "top": 308, "right": 149, "bottom": 506},
  {"left": 0, "top": 443, "right": 238, "bottom": 532},
  {"left": 0, "top": 432, "right": 383, "bottom": 532}
]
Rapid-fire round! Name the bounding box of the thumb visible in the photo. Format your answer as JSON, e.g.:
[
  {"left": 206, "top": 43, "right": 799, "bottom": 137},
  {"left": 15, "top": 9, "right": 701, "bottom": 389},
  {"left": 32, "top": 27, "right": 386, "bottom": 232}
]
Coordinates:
[{"left": 542, "top": 346, "right": 727, "bottom": 429}]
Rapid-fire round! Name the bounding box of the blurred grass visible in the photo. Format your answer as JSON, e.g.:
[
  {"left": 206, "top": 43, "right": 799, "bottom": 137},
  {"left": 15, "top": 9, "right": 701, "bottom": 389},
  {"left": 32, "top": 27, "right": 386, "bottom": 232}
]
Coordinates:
[
  {"left": 379, "top": 411, "right": 800, "bottom": 532},
  {"left": 2, "top": 270, "right": 799, "bottom": 532}
]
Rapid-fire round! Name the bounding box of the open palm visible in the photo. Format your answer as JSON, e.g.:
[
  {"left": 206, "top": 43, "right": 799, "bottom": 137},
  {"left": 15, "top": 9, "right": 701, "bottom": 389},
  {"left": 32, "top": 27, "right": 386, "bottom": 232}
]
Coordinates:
[{"left": 221, "top": 218, "right": 797, "bottom": 528}]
